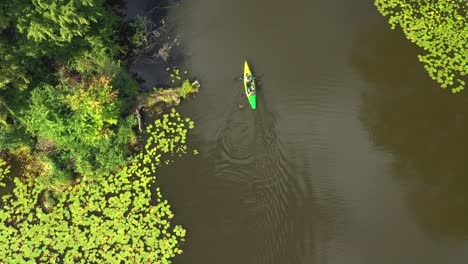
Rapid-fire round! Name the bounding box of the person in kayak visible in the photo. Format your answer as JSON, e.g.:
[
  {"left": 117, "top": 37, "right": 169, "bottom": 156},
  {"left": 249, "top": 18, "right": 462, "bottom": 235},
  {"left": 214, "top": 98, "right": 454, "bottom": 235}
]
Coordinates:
[
  {"left": 244, "top": 74, "right": 252, "bottom": 84},
  {"left": 247, "top": 83, "right": 255, "bottom": 95}
]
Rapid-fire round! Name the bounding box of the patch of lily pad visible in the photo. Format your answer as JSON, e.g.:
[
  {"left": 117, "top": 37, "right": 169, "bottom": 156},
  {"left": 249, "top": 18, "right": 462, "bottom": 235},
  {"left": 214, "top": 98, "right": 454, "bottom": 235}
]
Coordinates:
[{"left": 0, "top": 109, "right": 194, "bottom": 263}]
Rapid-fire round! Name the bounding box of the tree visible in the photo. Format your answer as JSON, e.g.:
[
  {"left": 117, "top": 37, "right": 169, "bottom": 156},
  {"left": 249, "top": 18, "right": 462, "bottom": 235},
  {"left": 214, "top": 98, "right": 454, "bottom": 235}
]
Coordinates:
[
  {"left": 0, "top": 38, "right": 29, "bottom": 91},
  {"left": 0, "top": 0, "right": 139, "bottom": 182},
  {"left": 374, "top": 0, "right": 468, "bottom": 92}
]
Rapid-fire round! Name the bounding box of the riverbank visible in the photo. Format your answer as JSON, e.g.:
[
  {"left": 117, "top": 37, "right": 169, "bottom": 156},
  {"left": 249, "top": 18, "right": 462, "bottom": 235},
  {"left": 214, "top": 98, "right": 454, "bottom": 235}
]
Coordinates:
[
  {"left": 120, "top": 0, "right": 200, "bottom": 132},
  {"left": 0, "top": 0, "right": 199, "bottom": 190},
  {"left": 0, "top": 1, "right": 196, "bottom": 262},
  {"left": 0, "top": 109, "right": 194, "bottom": 262}
]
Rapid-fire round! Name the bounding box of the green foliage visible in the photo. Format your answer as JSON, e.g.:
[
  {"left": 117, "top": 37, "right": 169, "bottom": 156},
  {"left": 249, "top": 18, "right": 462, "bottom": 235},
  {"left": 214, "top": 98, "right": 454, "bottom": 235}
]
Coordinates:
[
  {"left": 6, "top": 0, "right": 118, "bottom": 60},
  {"left": 374, "top": 0, "right": 468, "bottom": 92},
  {"left": 0, "top": 125, "right": 31, "bottom": 152},
  {"left": 0, "top": 39, "right": 29, "bottom": 91},
  {"left": 0, "top": 0, "right": 120, "bottom": 131},
  {"left": 0, "top": 110, "right": 194, "bottom": 262},
  {"left": 129, "top": 15, "right": 150, "bottom": 52},
  {"left": 179, "top": 80, "right": 198, "bottom": 99},
  {"left": 20, "top": 72, "right": 136, "bottom": 177},
  {"left": 143, "top": 108, "right": 195, "bottom": 161},
  {"left": 32, "top": 156, "right": 73, "bottom": 192},
  {"left": 164, "top": 66, "right": 199, "bottom": 99},
  {"left": 0, "top": 158, "right": 10, "bottom": 187},
  {"left": 148, "top": 73, "right": 200, "bottom": 110},
  {"left": 0, "top": 0, "right": 137, "bottom": 180},
  {"left": 16, "top": 0, "right": 100, "bottom": 43},
  {"left": 167, "top": 66, "right": 189, "bottom": 85},
  {"left": 0, "top": 1, "right": 199, "bottom": 260},
  {"left": 0, "top": 0, "right": 201, "bottom": 191},
  {"left": 110, "top": 65, "right": 140, "bottom": 98}
]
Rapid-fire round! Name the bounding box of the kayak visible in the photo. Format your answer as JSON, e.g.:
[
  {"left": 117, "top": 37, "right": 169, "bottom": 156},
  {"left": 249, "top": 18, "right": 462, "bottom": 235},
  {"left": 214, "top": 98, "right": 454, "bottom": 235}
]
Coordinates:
[{"left": 243, "top": 61, "right": 257, "bottom": 109}]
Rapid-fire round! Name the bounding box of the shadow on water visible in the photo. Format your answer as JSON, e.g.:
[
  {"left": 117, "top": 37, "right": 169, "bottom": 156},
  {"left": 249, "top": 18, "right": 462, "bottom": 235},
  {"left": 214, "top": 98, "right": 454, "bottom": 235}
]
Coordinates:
[
  {"left": 123, "top": 0, "right": 188, "bottom": 90},
  {"left": 157, "top": 91, "right": 336, "bottom": 264},
  {"left": 352, "top": 20, "right": 468, "bottom": 240}
]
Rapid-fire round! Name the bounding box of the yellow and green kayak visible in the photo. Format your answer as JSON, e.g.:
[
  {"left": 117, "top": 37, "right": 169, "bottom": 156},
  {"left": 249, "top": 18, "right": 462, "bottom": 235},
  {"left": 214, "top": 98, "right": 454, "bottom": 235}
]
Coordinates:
[{"left": 243, "top": 61, "right": 257, "bottom": 109}]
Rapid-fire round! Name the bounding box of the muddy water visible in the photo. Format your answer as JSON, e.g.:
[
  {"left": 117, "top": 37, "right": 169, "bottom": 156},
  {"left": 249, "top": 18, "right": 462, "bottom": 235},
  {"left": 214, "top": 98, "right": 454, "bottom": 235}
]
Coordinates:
[{"left": 127, "top": 0, "right": 468, "bottom": 263}]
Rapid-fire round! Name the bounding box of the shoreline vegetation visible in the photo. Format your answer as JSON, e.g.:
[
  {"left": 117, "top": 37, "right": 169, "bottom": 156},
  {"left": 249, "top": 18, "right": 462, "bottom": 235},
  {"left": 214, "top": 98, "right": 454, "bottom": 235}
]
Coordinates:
[
  {"left": 0, "top": 0, "right": 197, "bottom": 262},
  {"left": 0, "top": 109, "right": 194, "bottom": 262}
]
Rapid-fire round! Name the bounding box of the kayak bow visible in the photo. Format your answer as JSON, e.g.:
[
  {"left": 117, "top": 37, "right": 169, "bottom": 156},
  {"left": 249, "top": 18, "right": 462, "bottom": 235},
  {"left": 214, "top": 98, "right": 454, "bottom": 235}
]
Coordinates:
[{"left": 243, "top": 61, "right": 257, "bottom": 109}]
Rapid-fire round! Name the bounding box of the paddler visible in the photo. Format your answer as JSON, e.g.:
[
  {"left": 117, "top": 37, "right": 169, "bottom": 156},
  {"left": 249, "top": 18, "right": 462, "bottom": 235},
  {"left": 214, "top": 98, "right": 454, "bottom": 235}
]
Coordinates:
[
  {"left": 247, "top": 83, "right": 255, "bottom": 95},
  {"left": 244, "top": 74, "right": 252, "bottom": 84}
]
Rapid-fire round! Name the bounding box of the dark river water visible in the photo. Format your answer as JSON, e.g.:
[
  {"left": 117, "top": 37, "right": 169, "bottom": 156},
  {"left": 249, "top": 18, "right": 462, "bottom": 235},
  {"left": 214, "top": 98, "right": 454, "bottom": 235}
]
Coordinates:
[{"left": 126, "top": 0, "right": 468, "bottom": 263}]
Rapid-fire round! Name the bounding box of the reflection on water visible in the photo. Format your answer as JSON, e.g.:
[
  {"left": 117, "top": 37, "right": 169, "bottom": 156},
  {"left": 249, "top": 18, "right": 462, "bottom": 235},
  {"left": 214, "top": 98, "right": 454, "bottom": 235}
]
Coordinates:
[{"left": 354, "top": 22, "right": 468, "bottom": 240}]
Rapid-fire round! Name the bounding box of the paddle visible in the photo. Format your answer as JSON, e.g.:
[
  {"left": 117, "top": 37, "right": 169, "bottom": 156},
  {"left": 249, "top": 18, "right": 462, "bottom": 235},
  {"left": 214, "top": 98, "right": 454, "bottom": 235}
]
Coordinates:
[{"left": 232, "top": 74, "right": 263, "bottom": 81}]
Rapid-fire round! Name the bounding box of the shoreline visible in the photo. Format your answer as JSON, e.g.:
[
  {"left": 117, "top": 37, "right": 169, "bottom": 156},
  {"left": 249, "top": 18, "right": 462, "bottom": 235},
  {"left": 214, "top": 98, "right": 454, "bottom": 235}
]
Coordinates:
[
  {"left": 0, "top": 0, "right": 199, "bottom": 192},
  {"left": 0, "top": 1, "right": 195, "bottom": 261},
  {"left": 121, "top": 0, "right": 200, "bottom": 124}
]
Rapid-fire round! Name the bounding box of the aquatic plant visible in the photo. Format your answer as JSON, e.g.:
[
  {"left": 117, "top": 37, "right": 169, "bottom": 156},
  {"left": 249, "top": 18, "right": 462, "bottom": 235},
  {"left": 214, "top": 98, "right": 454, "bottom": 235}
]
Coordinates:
[
  {"left": 0, "top": 109, "right": 194, "bottom": 263},
  {"left": 0, "top": 158, "right": 10, "bottom": 187},
  {"left": 166, "top": 66, "right": 188, "bottom": 85},
  {"left": 374, "top": 0, "right": 467, "bottom": 93},
  {"left": 179, "top": 80, "right": 199, "bottom": 99}
]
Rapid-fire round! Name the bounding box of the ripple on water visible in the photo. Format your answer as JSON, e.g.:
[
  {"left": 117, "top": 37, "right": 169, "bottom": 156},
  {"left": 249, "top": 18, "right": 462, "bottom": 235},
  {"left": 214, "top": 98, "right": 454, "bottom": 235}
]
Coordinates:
[
  {"left": 250, "top": 109, "right": 299, "bottom": 263},
  {"left": 214, "top": 104, "right": 311, "bottom": 263},
  {"left": 218, "top": 109, "right": 256, "bottom": 162}
]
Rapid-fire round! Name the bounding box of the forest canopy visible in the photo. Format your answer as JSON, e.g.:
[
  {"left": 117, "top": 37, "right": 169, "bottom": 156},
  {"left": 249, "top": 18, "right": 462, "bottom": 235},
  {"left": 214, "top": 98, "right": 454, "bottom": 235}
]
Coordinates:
[{"left": 0, "top": 0, "right": 140, "bottom": 185}]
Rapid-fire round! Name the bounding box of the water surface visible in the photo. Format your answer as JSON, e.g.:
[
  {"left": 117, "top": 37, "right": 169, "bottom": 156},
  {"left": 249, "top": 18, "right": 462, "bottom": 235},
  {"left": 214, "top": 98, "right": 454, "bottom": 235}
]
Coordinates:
[{"left": 129, "top": 0, "right": 468, "bottom": 263}]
